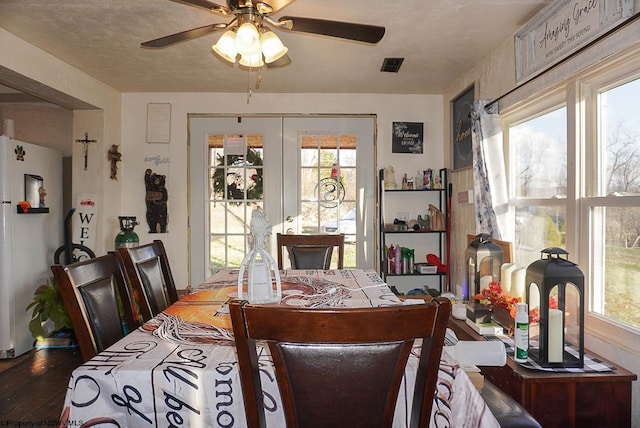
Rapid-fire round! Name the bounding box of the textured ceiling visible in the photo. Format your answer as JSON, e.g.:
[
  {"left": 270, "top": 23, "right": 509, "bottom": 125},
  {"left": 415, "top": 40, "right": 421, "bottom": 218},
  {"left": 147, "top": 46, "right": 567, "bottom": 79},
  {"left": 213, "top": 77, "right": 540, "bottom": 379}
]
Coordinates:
[{"left": 0, "top": 0, "right": 550, "bottom": 97}]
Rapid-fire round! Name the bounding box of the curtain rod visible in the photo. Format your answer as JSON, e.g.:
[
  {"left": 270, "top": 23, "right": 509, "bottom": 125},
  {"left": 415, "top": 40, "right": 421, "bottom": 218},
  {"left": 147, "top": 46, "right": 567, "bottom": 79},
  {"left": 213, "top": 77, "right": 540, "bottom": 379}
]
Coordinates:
[{"left": 485, "top": 10, "right": 640, "bottom": 112}]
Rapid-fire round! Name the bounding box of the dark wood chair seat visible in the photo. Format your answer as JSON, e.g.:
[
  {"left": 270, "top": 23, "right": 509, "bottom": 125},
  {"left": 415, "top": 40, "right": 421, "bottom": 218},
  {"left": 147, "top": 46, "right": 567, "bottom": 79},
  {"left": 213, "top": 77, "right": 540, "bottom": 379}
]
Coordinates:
[
  {"left": 51, "top": 254, "right": 137, "bottom": 362},
  {"left": 229, "top": 297, "right": 451, "bottom": 428},
  {"left": 117, "top": 240, "right": 179, "bottom": 322},
  {"left": 276, "top": 233, "right": 345, "bottom": 269}
]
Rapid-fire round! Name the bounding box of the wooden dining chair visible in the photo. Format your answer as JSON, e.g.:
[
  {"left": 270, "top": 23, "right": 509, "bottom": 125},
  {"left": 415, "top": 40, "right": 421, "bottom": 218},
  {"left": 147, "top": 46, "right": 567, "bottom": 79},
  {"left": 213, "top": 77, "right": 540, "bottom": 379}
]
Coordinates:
[
  {"left": 229, "top": 297, "right": 451, "bottom": 428},
  {"left": 51, "top": 253, "right": 138, "bottom": 362},
  {"left": 276, "top": 233, "right": 345, "bottom": 270},
  {"left": 117, "top": 240, "right": 179, "bottom": 322}
]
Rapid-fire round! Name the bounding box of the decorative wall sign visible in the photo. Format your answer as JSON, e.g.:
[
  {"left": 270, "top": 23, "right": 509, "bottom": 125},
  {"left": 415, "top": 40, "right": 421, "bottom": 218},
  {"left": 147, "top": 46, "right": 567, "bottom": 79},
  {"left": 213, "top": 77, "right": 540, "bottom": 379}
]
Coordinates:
[
  {"left": 451, "top": 85, "right": 474, "bottom": 171},
  {"left": 73, "top": 194, "right": 98, "bottom": 251},
  {"left": 315, "top": 177, "right": 345, "bottom": 208},
  {"left": 515, "top": 0, "right": 635, "bottom": 84},
  {"left": 146, "top": 103, "right": 171, "bottom": 143},
  {"left": 392, "top": 122, "right": 424, "bottom": 154}
]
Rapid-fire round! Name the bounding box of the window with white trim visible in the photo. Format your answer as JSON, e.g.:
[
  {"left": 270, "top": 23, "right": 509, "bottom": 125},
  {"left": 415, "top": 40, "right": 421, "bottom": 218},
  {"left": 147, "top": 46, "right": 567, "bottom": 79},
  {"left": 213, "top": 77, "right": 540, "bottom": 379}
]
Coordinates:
[
  {"left": 504, "top": 54, "right": 640, "bottom": 348},
  {"left": 587, "top": 76, "right": 640, "bottom": 330}
]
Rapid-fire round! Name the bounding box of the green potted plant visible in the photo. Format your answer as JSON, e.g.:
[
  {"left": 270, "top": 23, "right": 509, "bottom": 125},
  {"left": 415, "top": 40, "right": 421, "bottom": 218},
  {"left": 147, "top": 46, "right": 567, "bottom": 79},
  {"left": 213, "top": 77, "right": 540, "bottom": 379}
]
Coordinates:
[{"left": 26, "top": 278, "right": 73, "bottom": 341}]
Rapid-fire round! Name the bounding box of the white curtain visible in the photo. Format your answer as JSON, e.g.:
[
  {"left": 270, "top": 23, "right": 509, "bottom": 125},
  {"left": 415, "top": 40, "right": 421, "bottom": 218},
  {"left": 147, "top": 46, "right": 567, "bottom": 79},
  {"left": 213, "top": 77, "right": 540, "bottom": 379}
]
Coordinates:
[{"left": 471, "top": 100, "right": 511, "bottom": 241}]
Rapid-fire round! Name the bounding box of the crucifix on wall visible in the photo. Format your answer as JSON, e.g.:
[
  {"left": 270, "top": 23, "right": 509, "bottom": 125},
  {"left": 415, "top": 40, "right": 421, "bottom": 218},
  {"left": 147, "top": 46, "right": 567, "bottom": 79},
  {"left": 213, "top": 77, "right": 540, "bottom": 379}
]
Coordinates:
[{"left": 75, "top": 132, "right": 97, "bottom": 170}]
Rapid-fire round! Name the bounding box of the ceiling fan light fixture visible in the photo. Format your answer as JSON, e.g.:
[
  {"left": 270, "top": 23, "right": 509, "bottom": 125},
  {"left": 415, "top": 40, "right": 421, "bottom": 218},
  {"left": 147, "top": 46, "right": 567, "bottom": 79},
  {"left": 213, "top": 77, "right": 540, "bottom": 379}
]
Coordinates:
[
  {"left": 236, "top": 22, "right": 261, "bottom": 56},
  {"left": 212, "top": 30, "right": 238, "bottom": 63},
  {"left": 239, "top": 52, "right": 265, "bottom": 68},
  {"left": 260, "top": 30, "right": 288, "bottom": 64}
]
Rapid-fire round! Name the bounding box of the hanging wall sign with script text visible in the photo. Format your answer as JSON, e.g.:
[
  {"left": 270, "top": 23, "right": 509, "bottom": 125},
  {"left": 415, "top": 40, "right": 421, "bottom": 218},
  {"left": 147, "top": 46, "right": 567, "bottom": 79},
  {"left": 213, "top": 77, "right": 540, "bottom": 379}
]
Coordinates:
[{"left": 515, "top": 0, "right": 635, "bottom": 84}]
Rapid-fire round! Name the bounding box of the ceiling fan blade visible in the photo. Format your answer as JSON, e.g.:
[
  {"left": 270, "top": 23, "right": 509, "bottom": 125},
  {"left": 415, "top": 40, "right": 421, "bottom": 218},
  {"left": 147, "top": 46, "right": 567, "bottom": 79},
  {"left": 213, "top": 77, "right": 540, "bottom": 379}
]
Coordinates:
[
  {"left": 169, "top": 0, "right": 231, "bottom": 15},
  {"left": 141, "top": 23, "right": 227, "bottom": 48},
  {"left": 277, "top": 16, "right": 385, "bottom": 43},
  {"left": 259, "top": 0, "right": 297, "bottom": 14}
]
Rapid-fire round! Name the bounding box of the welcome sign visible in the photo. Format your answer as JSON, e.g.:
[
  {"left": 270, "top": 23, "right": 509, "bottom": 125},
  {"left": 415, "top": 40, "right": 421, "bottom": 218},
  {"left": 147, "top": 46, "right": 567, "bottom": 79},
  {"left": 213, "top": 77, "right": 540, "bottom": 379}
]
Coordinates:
[
  {"left": 73, "top": 193, "right": 98, "bottom": 251},
  {"left": 515, "top": 0, "right": 634, "bottom": 83}
]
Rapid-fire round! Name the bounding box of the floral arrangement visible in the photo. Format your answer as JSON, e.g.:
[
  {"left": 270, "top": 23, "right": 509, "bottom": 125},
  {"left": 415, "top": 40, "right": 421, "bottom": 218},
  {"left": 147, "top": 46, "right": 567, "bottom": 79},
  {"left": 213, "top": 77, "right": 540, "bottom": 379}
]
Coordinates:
[{"left": 473, "top": 281, "right": 521, "bottom": 318}]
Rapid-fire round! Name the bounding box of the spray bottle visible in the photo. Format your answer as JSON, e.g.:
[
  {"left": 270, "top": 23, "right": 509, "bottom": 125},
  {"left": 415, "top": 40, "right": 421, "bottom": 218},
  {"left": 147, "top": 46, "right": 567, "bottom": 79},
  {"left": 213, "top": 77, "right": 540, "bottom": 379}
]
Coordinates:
[{"left": 514, "top": 303, "right": 529, "bottom": 363}]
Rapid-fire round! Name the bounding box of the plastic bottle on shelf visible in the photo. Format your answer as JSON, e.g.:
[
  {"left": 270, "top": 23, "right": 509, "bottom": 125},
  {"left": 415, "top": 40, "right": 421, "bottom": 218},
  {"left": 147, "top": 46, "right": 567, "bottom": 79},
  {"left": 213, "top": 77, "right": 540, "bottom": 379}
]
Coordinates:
[
  {"left": 394, "top": 245, "right": 402, "bottom": 275},
  {"left": 388, "top": 245, "right": 395, "bottom": 273},
  {"left": 401, "top": 247, "right": 409, "bottom": 274},
  {"left": 514, "top": 303, "right": 529, "bottom": 363},
  {"left": 408, "top": 248, "right": 415, "bottom": 273}
]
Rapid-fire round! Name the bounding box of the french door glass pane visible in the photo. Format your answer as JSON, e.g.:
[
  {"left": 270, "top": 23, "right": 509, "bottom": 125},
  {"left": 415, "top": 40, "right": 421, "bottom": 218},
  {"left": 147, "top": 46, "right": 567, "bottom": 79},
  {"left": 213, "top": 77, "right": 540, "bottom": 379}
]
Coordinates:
[
  {"left": 208, "top": 134, "right": 264, "bottom": 271},
  {"left": 299, "top": 132, "right": 357, "bottom": 266}
]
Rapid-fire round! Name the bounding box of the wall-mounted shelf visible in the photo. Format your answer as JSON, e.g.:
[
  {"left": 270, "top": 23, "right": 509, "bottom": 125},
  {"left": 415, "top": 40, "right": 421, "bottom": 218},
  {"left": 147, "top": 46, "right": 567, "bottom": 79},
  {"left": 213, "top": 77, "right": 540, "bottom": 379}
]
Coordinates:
[{"left": 17, "top": 205, "right": 49, "bottom": 214}]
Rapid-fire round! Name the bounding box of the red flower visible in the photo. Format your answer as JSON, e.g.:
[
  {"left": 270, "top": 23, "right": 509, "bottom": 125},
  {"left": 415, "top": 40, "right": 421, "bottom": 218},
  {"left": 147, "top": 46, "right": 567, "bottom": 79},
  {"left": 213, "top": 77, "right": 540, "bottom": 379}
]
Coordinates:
[{"left": 473, "top": 281, "right": 521, "bottom": 317}]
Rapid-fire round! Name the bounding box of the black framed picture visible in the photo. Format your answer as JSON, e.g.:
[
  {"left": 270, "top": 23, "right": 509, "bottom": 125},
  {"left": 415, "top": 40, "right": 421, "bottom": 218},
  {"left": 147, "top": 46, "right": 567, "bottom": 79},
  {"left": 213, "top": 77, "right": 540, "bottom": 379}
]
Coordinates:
[
  {"left": 451, "top": 85, "right": 474, "bottom": 170},
  {"left": 392, "top": 122, "right": 424, "bottom": 154}
]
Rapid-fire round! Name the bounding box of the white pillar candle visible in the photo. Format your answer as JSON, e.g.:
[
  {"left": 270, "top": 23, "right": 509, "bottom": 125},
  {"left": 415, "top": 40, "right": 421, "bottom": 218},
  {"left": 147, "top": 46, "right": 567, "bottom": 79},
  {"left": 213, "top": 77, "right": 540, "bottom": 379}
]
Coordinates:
[
  {"left": 480, "top": 275, "right": 492, "bottom": 290},
  {"left": 511, "top": 267, "right": 526, "bottom": 300},
  {"left": 548, "top": 308, "right": 564, "bottom": 362},
  {"left": 500, "top": 263, "right": 516, "bottom": 294}
]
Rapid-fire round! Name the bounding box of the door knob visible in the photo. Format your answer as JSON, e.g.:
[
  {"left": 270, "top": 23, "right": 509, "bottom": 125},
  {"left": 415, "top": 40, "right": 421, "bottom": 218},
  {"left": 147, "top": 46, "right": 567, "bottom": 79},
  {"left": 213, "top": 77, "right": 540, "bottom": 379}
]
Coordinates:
[{"left": 286, "top": 216, "right": 294, "bottom": 222}]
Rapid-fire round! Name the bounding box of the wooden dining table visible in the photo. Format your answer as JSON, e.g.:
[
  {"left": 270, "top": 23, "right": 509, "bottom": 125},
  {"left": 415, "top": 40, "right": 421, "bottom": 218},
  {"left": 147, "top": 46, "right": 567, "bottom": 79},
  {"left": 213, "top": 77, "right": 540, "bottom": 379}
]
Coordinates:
[{"left": 59, "top": 269, "right": 499, "bottom": 427}]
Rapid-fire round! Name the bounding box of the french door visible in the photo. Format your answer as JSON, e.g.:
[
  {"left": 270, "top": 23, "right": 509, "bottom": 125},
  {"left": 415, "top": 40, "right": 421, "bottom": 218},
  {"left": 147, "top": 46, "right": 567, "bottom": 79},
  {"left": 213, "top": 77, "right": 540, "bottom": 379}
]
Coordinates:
[{"left": 188, "top": 115, "right": 375, "bottom": 286}]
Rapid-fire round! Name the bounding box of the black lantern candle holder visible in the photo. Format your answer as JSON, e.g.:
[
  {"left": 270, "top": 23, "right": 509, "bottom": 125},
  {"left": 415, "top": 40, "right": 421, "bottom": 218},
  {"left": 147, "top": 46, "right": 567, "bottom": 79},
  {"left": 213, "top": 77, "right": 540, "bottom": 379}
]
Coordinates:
[
  {"left": 465, "top": 233, "right": 503, "bottom": 301},
  {"left": 525, "top": 248, "right": 584, "bottom": 368}
]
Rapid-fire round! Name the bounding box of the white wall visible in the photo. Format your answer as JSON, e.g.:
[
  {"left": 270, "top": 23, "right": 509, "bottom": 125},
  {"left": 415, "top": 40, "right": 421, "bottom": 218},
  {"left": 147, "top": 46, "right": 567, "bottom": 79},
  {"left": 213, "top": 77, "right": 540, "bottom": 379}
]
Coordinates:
[
  {"left": 121, "top": 92, "right": 444, "bottom": 290},
  {"left": 0, "top": 28, "right": 122, "bottom": 256}
]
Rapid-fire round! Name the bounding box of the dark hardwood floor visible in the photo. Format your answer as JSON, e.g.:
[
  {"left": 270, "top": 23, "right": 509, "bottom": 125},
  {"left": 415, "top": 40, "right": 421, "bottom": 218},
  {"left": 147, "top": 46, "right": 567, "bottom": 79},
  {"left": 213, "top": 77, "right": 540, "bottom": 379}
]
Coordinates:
[{"left": 0, "top": 347, "right": 82, "bottom": 423}]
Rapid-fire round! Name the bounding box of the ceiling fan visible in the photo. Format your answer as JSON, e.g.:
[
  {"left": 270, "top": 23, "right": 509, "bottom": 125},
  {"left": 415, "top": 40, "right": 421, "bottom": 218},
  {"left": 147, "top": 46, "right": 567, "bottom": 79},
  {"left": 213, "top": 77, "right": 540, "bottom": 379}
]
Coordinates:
[{"left": 141, "top": 0, "right": 385, "bottom": 67}]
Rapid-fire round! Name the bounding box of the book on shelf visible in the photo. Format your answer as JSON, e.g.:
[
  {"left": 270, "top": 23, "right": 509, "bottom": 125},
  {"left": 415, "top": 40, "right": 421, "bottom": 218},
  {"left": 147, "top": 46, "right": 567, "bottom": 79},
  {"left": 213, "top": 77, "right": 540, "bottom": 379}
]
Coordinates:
[{"left": 465, "top": 318, "right": 504, "bottom": 335}]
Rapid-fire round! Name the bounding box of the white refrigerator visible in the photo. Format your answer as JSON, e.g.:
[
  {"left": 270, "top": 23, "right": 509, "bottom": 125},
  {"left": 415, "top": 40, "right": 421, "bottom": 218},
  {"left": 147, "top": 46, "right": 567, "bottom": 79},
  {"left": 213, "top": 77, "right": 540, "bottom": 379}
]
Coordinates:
[{"left": 0, "top": 135, "right": 63, "bottom": 358}]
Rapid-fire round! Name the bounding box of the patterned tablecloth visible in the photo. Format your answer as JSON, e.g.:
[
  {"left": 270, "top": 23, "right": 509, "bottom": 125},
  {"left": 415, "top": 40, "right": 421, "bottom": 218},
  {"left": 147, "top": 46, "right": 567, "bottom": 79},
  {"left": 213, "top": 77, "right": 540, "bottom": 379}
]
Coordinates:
[{"left": 60, "top": 269, "right": 499, "bottom": 428}]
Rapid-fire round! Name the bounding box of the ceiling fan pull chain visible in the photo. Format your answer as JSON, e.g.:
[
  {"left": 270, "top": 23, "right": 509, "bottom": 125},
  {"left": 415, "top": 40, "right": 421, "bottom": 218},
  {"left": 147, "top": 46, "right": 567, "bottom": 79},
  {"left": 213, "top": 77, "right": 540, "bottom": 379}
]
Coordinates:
[{"left": 247, "top": 67, "right": 252, "bottom": 104}]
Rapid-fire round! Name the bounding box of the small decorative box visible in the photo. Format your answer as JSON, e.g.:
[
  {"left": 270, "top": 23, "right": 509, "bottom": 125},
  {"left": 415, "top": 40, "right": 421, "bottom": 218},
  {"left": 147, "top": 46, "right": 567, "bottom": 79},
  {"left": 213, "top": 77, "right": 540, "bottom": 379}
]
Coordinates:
[
  {"left": 466, "top": 302, "right": 491, "bottom": 323},
  {"left": 414, "top": 263, "right": 438, "bottom": 274}
]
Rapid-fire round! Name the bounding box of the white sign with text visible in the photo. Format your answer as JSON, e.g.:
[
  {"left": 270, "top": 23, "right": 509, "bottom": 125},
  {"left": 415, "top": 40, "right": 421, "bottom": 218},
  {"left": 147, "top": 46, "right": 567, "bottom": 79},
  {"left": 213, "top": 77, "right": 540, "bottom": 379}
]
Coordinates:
[
  {"left": 73, "top": 193, "right": 98, "bottom": 251},
  {"left": 515, "top": 0, "right": 634, "bottom": 83}
]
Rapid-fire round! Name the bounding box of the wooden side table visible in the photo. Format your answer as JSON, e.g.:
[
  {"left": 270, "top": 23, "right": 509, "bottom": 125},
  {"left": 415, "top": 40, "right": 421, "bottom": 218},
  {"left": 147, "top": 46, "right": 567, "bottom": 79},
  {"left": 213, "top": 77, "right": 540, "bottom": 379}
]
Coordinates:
[{"left": 448, "top": 317, "right": 637, "bottom": 428}]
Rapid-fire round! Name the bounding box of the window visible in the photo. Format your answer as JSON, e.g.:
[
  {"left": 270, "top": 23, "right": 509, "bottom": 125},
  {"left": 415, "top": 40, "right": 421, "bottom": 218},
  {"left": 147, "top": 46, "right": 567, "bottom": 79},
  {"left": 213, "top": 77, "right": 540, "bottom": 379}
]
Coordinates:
[
  {"left": 587, "top": 77, "right": 640, "bottom": 330},
  {"left": 509, "top": 106, "right": 567, "bottom": 267},
  {"left": 504, "top": 54, "right": 640, "bottom": 349}
]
